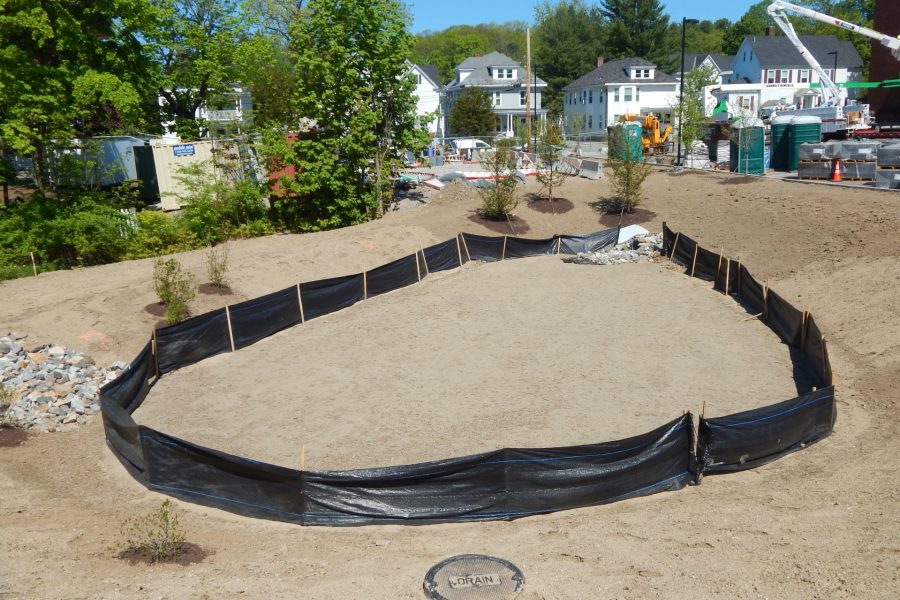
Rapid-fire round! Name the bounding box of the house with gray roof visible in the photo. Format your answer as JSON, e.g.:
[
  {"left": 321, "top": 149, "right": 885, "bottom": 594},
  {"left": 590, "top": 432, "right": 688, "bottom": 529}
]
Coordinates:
[
  {"left": 441, "top": 51, "right": 548, "bottom": 137},
  {"left": 562, "top": 57, "right": 680, "bottom": 135},
  {"left": 678, "top": 53, "right": 734, "bottom": 84},
  {"left": 725, "top": 33, "right": 863, "bottom": 111}
]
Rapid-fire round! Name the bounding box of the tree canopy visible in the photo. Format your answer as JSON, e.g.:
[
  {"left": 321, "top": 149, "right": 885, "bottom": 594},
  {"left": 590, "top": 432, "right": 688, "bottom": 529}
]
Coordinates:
[
  {"left": 449, "top": 88, "right": 496, "bottom": 137},
  {"left": 412, "top": 22, "right": 527, "bottom": 84},
  {"left": 598, "top": 0, "right": 671, "bottom": 67}
]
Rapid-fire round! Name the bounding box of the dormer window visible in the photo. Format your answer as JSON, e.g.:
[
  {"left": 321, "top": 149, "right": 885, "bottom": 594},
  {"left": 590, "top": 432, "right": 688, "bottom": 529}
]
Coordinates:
[
  {"left": 631, "top": 68, "right": 652, "bottom": 79},
  {"left": 493, "top": 67, "right": 516, "bottom": 80}
]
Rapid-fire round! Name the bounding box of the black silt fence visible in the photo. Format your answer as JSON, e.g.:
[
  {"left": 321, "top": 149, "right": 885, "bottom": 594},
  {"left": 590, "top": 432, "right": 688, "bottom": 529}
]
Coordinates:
[
  {"left": 99, "top": 225, "right": 834, "bottom": 525},
  {"left": 698, "top": 386, "right": 836, "bottom": 473}
]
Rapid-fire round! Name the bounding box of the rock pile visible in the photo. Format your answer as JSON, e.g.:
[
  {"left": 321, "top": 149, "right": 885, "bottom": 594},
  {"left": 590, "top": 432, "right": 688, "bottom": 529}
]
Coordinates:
[
  {"left": 0, "top": 333, "right": 125, "bottom": 433},
  {"left": 564, "top": 233, "right": 663, "bottom": 265}
]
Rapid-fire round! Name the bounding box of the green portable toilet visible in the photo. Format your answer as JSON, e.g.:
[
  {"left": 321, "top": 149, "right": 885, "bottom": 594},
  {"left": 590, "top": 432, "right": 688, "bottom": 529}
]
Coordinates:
[
  {"left": 607, "top": 122, "right": 642, "bottom": 161},
  {"left": 730, "top": 122, "right": 765, "bottom": 174},
  {"left": 787, "top": 115, "right": 822, "bottom": 171},
  {"left": 770, "top": 114, "right": 793, "bottom": 171}
]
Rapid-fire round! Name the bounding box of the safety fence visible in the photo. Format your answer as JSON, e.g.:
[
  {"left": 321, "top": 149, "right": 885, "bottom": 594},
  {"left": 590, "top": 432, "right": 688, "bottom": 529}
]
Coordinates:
[{"left": 99, "top": 225, "right": 835, "bottom": 525}]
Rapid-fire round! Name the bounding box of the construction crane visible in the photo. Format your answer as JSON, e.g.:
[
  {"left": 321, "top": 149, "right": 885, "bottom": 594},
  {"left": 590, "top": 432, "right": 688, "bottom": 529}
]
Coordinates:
[
  {"left": 767, "top": 1, "right": 900, "bottom": 109},
  {"left": 619, "top": 114, "right": 672, "bottom": 154}
]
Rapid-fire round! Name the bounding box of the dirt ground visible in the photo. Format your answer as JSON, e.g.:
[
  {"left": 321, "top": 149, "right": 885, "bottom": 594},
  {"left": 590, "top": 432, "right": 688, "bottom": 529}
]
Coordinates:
[{"left": 1, "top": 170, "right": 899, "bottom": 599}]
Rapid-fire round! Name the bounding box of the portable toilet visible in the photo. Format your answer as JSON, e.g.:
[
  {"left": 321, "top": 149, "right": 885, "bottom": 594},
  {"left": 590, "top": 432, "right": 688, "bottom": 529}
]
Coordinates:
[
  {"left": 730, "top": 122, "right": 765, "bottom": 174},
  {"left": 607, "top": 122, "right": 642, "bottom": 161},
  {"left": 787, "top": 115, "right": 822, "bottom": 171},
  {"left": 770, "top": 114, "right": 793, "bottom": 171}
]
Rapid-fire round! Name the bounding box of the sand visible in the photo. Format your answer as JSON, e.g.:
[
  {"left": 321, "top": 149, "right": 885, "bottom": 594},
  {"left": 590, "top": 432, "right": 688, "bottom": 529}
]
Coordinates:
[{"left": 1, "top": 170, "right": 899, "bottom": 599}]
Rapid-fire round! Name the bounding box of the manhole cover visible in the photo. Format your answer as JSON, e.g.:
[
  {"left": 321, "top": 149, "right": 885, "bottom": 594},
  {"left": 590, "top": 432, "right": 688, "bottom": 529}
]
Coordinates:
[{"left": 424, "top": 554, "right": 525, "bottom": 600}]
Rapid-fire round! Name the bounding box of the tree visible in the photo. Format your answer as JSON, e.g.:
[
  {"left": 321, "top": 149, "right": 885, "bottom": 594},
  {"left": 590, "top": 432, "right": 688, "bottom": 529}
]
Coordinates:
[
  {"left": 449, "top": 88, "right": 496, "bottom": 137},
  {"left": 264, "top": 0, "right": 425, "bottom": 230},
  {"left": 533, "top": 122, "right": 568, "bottom": 210},
  {"left": 598, "top": 0, "right": 671, "bottom": 68},
  {"left": 533, "top": 0, "right": 605, "bottom": 115},
  {"left": 478, "top": 140, "right": 519, "bottom": 220},
  {"left": 665, "top": 19, "right": 731, "bottom": 57},
  {"left": 672, "top": 65, "right": 717, "bottom": 167},
  {"left": 234, "top": 35, "right": 298, "bottom": 127},
  {"left": 605, "top": 127, "right": 652, "bottom": 213},
  {"left": 0, "top": 0, "right": 158, "bottom": 189},
  {"left": 149, "top": 0, "right": 242, "bottom": 140},
  {"left": 412, "top": 23, "right": 527, "bottom": 84},
  {"left": 722, "top": 2, "right": 772, "bottom": 55}
]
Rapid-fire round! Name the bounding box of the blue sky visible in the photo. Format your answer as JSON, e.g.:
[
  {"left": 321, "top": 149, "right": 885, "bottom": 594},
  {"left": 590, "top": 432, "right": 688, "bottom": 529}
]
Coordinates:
[{"left": 408, "top": 0, "right": 758, "bottom": 33}]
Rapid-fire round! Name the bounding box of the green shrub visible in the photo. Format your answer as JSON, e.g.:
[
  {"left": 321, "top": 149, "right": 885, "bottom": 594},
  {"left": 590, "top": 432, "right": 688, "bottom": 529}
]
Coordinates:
[
  {"left": 205, "top": 242, "right": 230, "bottom": 290},
  {"left": 478, "top": 140, "right": 519, "bottom": 220},
  {"left": 121, "top": 499, "right": 187, "bottom": 562},
  {"left": 153, "top": 258, "right": 196, "bottom": 325},
  {"left": 126, "top": 211, "right": 198, "bottom": 259}
]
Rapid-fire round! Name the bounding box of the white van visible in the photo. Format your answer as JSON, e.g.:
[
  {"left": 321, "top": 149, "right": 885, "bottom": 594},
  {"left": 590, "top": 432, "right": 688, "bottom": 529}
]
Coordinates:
[{"left": 450, "top": 138, "right": 492, "bottom": 159}]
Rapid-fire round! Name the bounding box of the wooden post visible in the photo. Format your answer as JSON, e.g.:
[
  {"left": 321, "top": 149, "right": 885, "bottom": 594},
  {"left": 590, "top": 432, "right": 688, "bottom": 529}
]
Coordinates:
[
  {"left": 669, "top": 232, "right": 680, "bottom": 260},
  {"left": 800, "top": 310, "right": 810, "bottom": 349},
  {"left": 556, "top": 236, "right": 562, "bottom": 255},
  {"left": 225, "top": 306, "right": 235, "bottom": 352},
  {"left": 525, "top": 28, "right": 532, "bottom": 153},
  {"left": 30, "top": 252, "right": 37, "bottom": 277},
  {"left": 724, "top": 259, "right": 731, "bottom": 295},
  {"left": 736, "top": 261, "right": 742, "bottom": 295},
  {"left": 716, "top": 246, "right": 724, "bottom": 286},
  {"left": 763, "top": 279, "right": 769, "bottom": 318},
  {"left": 415, "top": 251, "right": 422, "bottom": 281},
  {"left": 455, "top": 236, "right": 463, "bottom": 266},
  {"left": 460, "top": 233, "right": 471, "bottom": 262},
  {"left": 822, "top": 336, "right": 832, "bottom": 385},
  {"left": 296, "top": 283, "right": 305, "bottom": 322},
  {"left": 363, "top": 271, "right": 368, "bottom": 300},
  {"left": 501, "top": 235, "right": 507, "bottom": 260},
  {"left": 420, "top": 248, "right": 430, "bottom": 275},
  {"left": 690, "top": 239, "right": 700, "bottom": 278},
  {"left": 701, "top": 400, "right": 706, "bottom": 420},
  {"left": 151, "top": 328, "right": 160, "bottom": 379}
]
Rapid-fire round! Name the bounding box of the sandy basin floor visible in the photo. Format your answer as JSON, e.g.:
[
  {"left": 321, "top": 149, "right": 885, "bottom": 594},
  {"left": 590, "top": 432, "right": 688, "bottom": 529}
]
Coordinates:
[{"left": 141, "top": 258, "right": 800, "bottom": 471}]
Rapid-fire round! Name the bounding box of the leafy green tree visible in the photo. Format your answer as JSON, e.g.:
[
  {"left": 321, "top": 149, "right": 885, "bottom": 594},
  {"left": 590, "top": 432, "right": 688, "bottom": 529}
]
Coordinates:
[
  {"left": 234, "top": 35, "right": 297, "bottom": 127},
  {"left": 598, "top": 0, "right": 671, "bottom": 68},
  {"left": 533, "top": 122, "right": 568, "bottom": 210},
  {"left": 672, "top": 65, "right": 717, "bottom": 167},
  {"left": 449, "top": 88, "right": 496, "bottom": 136},
  {"left": 722, "top": 2, "right": 772, "bottom": 55},
  {"left": 665, "top": 19, "right": 731, "bottom": 56},
  {"left": 478, "top": 140, "right": 519, "bottom": 220},
  {"left": 150, "top": 0, "right": 242, "bottom": 140},
  {"left": 0, "top": 0, "right": 158, "bottom": 189},
  {"left": 264, "top": 0, "right": 425, "bottom": 230},
  {"left": 533, "top": 0, "right": 605, "bottom": 115},
  {"left": 412, "top": 23, "right": 527, "bottom": 84}
]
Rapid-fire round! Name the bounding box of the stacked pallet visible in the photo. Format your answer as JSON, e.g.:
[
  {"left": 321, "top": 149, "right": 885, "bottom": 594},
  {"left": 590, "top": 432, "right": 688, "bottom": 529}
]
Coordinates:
[
  {"left": 876, "top": 144, "right": 900, "bottom": 189},
  {"left": 837, "top": 141, "right": 878, "bottom": 181},
  {"left": 797, "top": 142, "right": 834, "bottom": 180}
]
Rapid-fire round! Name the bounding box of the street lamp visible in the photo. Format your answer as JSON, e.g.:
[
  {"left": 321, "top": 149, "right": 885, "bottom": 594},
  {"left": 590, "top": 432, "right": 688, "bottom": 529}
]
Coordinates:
[{"left": 676, "top": 17, "right": 699, "bottom": 167}]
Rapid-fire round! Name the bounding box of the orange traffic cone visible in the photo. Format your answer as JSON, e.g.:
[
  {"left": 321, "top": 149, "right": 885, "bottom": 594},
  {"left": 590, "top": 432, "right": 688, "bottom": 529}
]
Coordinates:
[{"left": 831, "top": 159, "right": 842, "bottom": 182}]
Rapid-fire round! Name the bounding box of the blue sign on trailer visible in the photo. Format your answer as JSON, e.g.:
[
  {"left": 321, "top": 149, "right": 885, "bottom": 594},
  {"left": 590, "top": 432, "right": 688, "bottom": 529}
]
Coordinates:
[{"left": 173, "top": 144, "right": 195, "bottom": 157}]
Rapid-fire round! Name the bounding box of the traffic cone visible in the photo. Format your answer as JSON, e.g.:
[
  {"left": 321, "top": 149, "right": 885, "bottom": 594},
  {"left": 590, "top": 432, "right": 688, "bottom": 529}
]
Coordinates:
[{"left": 831, "top": 159, "right": 842, "bottom": 182}]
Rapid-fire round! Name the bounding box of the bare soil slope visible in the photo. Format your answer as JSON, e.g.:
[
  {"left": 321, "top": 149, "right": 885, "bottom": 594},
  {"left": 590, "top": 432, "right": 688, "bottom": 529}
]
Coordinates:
[{"left": 1, "top": 172, "right": 898, "bottom": 599}]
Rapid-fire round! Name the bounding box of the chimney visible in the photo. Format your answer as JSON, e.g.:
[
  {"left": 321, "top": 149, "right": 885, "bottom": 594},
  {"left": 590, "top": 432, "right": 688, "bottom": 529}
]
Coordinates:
[
  {"left": 766, "top": 26, "right": 775, "bottom": 36},
  {"left": 597, "top": 56, "right": 604, "bottom": 68}
]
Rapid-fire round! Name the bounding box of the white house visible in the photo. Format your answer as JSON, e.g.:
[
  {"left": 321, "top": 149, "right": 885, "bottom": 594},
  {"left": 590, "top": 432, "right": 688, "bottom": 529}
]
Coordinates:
[
  {"left": 441, "top": 51, "right": 548, "bottom": 137},
  {"left": 725, "top": 34, "right": 864, "bottom": 111},
  {"left": 159, "top": 84, "right": 253, "bottom": 142},
  {"left": 562, "top": 57, "right": 680, "bottom": 134},
  {"left": 679, "top": 53, "right": 734, "bottom": 84},
  {"left": 407, "top": 63, "right": 443, "bottom": 136}
]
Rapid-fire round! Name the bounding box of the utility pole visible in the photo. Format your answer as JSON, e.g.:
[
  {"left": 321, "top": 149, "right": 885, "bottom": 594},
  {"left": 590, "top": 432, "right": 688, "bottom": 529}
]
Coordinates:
[{"left": 525, "top": 28, "right": 532, "bottom": 153}]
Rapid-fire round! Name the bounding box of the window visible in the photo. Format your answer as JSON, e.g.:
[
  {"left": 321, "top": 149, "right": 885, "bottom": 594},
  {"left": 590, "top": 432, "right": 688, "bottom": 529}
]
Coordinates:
[
  {"left": 613, "top": 87, "right": 619, "bottom": 102},
  {"left": 780, "top": 69, "right": 790, "bottom": 83},
  {"left": 493, "top": 68, "right": 515, "bottom": 80},
  {"left": 636, "top": 87, "right": 640, "bottom": 102},
  {"left": 799, "top": 69, "right": 810, "bottom": 84},
  {"left": 588, "top": 89, "right": 593, "bottom": 104},
  {"left": 766, "top": 69, "right": 777, "bottom": 84},
  {"left": 588, "top": 115, "right": 593, "bottom": 129},
  {"left": 624, "top": 87, "right": 633, "bottom": 102},
  {"left": 632, "top": 68, "right": 651, "bottom": 79},
  {"left": 519, "top": 91, "right": 527, "bottom": 106},
  {"left": 492, "top": 91, "right": 501, "bottom": 107}
]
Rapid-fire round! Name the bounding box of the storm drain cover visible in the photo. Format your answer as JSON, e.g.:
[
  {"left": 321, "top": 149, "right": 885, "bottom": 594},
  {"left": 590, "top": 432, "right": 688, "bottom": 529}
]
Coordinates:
[{"left": 424, "top": 554, "right": 525, "bottom": 600}]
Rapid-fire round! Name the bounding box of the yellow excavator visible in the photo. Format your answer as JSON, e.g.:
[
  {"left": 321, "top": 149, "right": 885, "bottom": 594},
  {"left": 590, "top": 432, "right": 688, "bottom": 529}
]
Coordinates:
[{"left": 620, "top": 114, "right": 672, "bottom": 155}]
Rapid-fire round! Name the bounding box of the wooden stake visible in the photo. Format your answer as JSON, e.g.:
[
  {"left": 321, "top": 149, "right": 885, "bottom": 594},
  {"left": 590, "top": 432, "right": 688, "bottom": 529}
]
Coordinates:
[
  {"left": 420, "top": 248, "right": 430, "bottom": 275},
  {"left": 724, "top": 259, "right": 731, "bottom": 295},
  {"left": 690, "top": 239, "right": 700, "bottom": 278},
  {"left": 299, "top": 444, "right": 305, "bottom": 471},
  {"left": 151, "top": 328, "right": 160, "bottom": 379},
  {"left": 460, "top": 233, "right": 471, "bottom": 262},
  {"left": 701, "top": 400, "right": 707, "bottom": 420},
  {"left": 455, "top": 236, "right": 463, "bottom": 266},
  {"left": 763, "top": 279, "right": 769, "bottom": 318},
  {"left": 800, "top": 309, "right": 810, "bottom": 349},
  {"left": 716, "top": 247, "right": 724, "bottom": 274},
  {"left": 415, "top": 251, "right": 422, "bottom": 281},
  {"left": 736, "top": 261, "right": 742, "bottom": 295},
  {"left": 501, "top": 235, "right": 507, "bottom": 260},
  {"left": 363, "top": 271, "right": 368, "bottom": 300},
  {"left": 556, "top": 236, "right": 562, "bottom": 255},
  {"left": 669, "top": 232, "right": 680, "bottom": 259},
  {"left": 30, "top": 252, "right": 37, "bottom": 277},
  {"left": 296, "top": 283, "right": 305, "bottom": 322},
  {"left": 225, "top": 306, "right": 235, "bottom": 352},
  {"left": 743, "top": 312, "right": 764, "bottom": 321}
]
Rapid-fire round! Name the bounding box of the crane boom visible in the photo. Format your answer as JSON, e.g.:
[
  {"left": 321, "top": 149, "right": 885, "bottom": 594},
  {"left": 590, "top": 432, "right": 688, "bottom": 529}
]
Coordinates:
[{"left": 768, "top": 2, "right": 900, "bottom": 57}]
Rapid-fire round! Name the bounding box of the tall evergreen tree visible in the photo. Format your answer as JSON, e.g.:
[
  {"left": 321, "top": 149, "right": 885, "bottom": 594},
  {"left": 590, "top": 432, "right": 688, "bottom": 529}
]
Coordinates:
[
  {"left": 449, "top": 88, "right": 496, "bottom": 136},
  {"left": 598, "top": 0, "right": 671, "bottom": 67},
  {"left": 533, "top": 0, "right": 605, "bottom": 115}
]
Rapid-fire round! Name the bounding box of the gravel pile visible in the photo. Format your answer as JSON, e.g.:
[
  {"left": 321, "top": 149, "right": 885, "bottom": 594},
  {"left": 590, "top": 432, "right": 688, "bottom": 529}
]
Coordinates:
[
  {"left": 564, "top": 233, "right": 663, "bottom": 265},
  {"left": 0, "top": 333, "right": 125, "bottom": 433}
]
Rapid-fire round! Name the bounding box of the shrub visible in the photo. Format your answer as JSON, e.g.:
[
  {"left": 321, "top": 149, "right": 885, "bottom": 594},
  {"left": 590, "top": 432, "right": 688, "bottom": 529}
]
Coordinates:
[
  {"left": 534, "top": 122, "right": 568, "bottom": 210},
  {"left": 205, "top": 242, "right": 230, "bottom": 291},
  {"left": 127, "top": 211, "right": 198, "bottom": 259},
  {"left": 605, "top": 128, "right": 652, "bottom": 213},
  {"left": 478, "top": 140, "right": 519, "bottom": 220},
  {"left": 153, "top": 258, "right": 196, "bottom": 325},
  {"left": 121, "top": 499, "right": 187, "bottom": 562}
]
